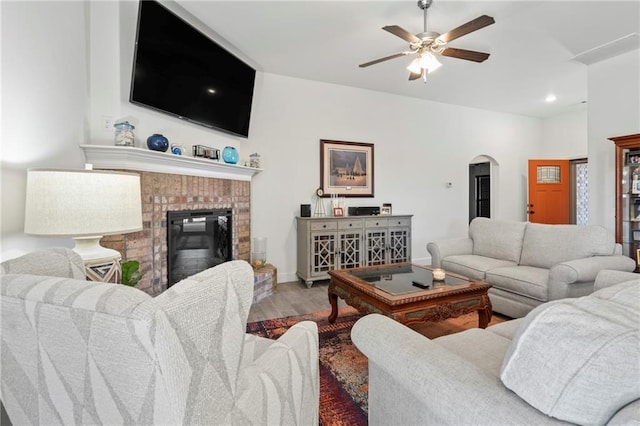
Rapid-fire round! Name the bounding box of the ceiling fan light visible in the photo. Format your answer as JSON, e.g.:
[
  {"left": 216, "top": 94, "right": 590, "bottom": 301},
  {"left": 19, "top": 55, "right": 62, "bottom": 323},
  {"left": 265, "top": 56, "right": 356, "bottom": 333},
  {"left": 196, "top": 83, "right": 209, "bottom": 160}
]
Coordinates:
[
  {"left": 422, "top": 52, "right": 442, "bottom": 73},
  {"left": 407, "top": 57, "right": 423, "bottom": 74}
]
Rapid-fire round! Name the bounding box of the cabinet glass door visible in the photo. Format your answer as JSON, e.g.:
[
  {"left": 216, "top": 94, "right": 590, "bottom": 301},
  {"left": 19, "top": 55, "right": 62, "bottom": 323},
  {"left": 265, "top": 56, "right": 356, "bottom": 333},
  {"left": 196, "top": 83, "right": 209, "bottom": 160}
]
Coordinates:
[
  {"left": 311, "top": 232, "right": 336, "bottom": 275},
  {"left": 365, "top": 229, "right": 387, "bottom": 265},
  {"left": 388, "top": 227, "right": 410, "bottom": 263},
  {"left": 338, "top": 231, "right": 362, "bottom": 269}
]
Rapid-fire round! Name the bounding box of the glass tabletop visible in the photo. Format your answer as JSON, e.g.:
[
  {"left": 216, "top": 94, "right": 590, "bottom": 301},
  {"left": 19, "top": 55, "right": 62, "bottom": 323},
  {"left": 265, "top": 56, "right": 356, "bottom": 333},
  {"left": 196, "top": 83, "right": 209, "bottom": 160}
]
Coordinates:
[{"left": 346, "top": 264, "right": 470, "bottom": 296}]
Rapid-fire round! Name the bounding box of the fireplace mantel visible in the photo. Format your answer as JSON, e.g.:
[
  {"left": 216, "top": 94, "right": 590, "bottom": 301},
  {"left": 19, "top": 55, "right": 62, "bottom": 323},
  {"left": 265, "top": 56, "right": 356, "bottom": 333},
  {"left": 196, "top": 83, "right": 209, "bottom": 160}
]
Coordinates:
[{"left": 81, "top": 144, "right": 261, "bottom": 181}]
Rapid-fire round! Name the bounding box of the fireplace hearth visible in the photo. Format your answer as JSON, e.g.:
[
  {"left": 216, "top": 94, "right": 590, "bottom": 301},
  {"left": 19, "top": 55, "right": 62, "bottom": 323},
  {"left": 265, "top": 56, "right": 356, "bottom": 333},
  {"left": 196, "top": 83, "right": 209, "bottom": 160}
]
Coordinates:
[{"left": 167, "top": 209, "right": 232, "bottom": 286}]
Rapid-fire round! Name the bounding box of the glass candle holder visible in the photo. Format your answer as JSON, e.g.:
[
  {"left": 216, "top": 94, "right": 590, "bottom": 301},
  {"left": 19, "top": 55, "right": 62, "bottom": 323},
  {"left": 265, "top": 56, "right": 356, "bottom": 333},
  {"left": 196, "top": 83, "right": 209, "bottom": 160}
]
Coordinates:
[
  {"left": 432, "top": 268, "right": 446, "bottom": 281},
  {"left": 251, "top": 237, "right": 267, "bottom": 268}
]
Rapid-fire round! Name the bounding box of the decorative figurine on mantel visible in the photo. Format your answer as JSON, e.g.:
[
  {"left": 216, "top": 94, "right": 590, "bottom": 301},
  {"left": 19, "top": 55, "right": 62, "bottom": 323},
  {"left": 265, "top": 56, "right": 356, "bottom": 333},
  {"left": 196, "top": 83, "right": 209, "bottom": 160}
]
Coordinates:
[
  {"left": 114, "top": 121, "right": 135, "bottom": 147},
  {"left": 314, "top": 187, "right": 327, "bottom": 217},
  {"left": 147, "top": 133, "right": 169, "bottom": 152}
]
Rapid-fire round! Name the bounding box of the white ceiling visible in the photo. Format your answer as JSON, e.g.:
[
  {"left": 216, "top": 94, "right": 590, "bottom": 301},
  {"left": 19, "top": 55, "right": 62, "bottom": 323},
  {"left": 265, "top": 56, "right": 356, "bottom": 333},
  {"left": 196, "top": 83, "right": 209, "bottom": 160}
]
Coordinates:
[{"left": 176, "top": 1, "right": 640, "bottom": 119}]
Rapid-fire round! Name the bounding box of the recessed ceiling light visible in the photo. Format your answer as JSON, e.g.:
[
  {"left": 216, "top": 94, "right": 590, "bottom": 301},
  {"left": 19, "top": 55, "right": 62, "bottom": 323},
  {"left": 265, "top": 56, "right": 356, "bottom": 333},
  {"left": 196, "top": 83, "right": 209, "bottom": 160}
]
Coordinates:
[
  {"left": 545, "top": 94, "right": 557, "bottom": 103},
  {"left": 207, "top": 88, "right": 216, "bottom": 94}
]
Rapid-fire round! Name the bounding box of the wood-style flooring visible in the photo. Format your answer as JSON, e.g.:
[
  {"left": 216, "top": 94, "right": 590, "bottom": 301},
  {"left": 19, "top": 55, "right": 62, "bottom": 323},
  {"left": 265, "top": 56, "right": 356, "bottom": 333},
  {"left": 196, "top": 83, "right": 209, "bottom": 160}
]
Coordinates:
[{"left": 247, "top": 279, "right": 348, "bottom": 323}]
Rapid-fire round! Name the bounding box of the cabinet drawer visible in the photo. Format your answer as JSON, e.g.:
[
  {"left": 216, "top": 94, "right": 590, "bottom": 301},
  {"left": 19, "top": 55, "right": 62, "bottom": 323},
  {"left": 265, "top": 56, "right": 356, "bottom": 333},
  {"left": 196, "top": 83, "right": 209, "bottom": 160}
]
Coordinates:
[
  {"left": 310, "top": 221, "right": 338, "bottom": 231},
  {"left": 365, "top": 218, "right": 388, "bottom": 228},
  {"left": 388, "top": 217, "right": 411, "bottom": 227},
  {"left": 338, "top": 220, "right": 363, "bottom": 230}
]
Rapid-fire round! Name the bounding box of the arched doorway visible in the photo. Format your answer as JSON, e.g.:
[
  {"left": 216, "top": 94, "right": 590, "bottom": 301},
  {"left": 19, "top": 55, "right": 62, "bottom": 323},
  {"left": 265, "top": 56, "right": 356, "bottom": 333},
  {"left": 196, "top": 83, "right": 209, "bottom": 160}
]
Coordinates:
[{"left": 469, "top": 155, "right": 499, "bottom": 222}]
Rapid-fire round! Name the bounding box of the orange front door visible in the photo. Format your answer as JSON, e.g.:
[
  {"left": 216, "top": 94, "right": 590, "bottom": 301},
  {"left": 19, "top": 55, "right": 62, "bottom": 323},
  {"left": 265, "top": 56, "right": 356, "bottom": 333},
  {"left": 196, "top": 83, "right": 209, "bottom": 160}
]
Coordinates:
[{"left": 527, "top": 159, "right": 570, "bottom": 224}]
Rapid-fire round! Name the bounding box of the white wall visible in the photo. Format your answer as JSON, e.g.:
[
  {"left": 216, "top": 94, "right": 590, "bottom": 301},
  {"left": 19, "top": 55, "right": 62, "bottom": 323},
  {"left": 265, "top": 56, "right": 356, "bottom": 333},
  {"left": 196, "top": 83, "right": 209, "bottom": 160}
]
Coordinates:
[
  {"left": 1, "top": 1, "right": 88, "bottom": 259},
  {"left": 587, "top": 49, "right": 640, "bottom": 232},
  {"left": 2, "top": 1, "right": 623, "bottom": 285},
  {"left": 541, "top": 108, "right": 588, "bottom": 159},
  {"left": 82, "top": 1, "right": 544, "bottom": 281},
  {"left": 246, "top": 74, "right": 541, "bottom": 280}
]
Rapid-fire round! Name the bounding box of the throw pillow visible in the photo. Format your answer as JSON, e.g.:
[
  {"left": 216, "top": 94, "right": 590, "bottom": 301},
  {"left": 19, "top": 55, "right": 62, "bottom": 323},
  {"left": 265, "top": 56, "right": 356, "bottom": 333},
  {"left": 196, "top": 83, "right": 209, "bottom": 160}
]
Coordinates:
[{"left": 500, "top": 281, "right": 640, "bottom": 425}]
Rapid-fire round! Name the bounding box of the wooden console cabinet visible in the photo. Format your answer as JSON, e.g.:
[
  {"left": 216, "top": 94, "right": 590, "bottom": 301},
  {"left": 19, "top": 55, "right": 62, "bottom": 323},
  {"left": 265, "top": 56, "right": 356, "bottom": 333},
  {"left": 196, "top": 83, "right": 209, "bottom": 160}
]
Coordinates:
[
  {"left": 296, "top": 215, "right": 412, "bottom": 287},
  {"left": 609, "top": 133, "right": 640, "bottom": 267}
]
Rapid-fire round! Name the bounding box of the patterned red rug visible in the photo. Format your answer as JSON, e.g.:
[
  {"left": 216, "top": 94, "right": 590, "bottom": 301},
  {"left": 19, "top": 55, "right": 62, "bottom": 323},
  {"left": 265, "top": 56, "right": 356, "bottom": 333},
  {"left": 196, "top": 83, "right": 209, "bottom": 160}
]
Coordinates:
[{"left": 246, "top": 308, "right": 506, "bottom": 426}]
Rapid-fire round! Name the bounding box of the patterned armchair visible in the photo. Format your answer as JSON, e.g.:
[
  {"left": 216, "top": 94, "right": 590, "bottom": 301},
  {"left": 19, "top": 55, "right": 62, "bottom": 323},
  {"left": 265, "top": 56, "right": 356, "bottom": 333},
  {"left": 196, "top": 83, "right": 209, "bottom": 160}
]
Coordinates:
[{"left": 1, "top": 248, "right": 319, "bottom": 425}]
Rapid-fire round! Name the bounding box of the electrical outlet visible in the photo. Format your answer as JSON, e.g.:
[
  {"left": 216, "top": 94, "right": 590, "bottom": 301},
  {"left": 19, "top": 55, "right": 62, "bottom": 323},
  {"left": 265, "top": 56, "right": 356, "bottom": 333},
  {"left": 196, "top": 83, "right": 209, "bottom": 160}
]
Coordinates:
[{"left": 102, "top": 116, "right": 114, "bottom": 131}]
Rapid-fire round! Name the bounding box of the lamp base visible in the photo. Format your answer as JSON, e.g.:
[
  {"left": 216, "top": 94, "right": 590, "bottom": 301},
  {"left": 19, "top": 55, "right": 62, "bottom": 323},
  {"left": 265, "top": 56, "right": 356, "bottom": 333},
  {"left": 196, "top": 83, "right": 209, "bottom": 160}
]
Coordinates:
[{"left": 73, "top": 237, "right": 122, "bottom": 283}]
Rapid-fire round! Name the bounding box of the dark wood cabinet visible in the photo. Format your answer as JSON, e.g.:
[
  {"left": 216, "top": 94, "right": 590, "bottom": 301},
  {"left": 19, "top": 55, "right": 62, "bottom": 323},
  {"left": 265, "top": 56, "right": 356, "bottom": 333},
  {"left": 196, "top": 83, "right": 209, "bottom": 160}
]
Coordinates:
[{"left": 609, "top": 133, "right": 640, "bottom": 265}]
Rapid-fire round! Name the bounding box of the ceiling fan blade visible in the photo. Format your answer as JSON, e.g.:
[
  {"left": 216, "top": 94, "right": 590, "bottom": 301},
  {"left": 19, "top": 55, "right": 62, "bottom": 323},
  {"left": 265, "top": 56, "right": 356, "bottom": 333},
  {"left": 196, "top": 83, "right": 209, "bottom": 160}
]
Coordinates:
[
  {"left": 440, "top": 47, "right": 490, "bottom": 63},
  {"left": 383, "top": 25, "right": 421, "bottom": 44},
  {"left": 359, "top": 51, "right": 413, "bottom": 68},
  {"left": 408, "top": 72, "right": 422, "bottom": 81},
  {"left": 437, "top": 15, "right": 495, "bottom": 44}
]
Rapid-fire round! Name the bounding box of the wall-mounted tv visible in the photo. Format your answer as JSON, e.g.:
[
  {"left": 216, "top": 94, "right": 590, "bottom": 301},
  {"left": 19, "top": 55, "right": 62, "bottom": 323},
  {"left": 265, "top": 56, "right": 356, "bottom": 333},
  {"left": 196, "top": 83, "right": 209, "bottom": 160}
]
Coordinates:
[{"left": 130, "top": 0, "right": 256, "bottom": 138}]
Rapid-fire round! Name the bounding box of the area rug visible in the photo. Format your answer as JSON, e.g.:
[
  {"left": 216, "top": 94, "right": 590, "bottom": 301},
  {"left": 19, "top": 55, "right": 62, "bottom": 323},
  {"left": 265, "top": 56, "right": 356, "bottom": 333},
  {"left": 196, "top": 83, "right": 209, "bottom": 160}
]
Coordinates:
[{"left": 246, "top": 308, "right": 506, "bottom": 426}]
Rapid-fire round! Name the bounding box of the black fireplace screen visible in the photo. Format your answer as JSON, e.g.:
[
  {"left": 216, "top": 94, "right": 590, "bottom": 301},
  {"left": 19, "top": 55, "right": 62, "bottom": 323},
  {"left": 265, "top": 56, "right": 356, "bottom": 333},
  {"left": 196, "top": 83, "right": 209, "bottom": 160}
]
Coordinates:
[{"left": 167, "top": 209, "right": 232, "bottom": 287}]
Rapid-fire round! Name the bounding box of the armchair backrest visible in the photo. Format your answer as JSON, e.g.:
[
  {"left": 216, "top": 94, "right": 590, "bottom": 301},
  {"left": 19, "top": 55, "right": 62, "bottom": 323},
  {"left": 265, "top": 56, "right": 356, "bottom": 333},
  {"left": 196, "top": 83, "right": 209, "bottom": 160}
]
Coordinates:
[
  {"left": 1, "top": 256, "right": 254, "bottom": 424},
  {"left": 0, "top": 247, "right": 85, "bottom": 279}
]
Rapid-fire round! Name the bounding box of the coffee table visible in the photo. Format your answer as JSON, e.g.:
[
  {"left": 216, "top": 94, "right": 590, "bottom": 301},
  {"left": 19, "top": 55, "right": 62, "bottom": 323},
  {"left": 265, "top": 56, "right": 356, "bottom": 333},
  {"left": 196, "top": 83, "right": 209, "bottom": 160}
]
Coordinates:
[{"left": 328, "top": 263, "right": 492, "bottom": 328}]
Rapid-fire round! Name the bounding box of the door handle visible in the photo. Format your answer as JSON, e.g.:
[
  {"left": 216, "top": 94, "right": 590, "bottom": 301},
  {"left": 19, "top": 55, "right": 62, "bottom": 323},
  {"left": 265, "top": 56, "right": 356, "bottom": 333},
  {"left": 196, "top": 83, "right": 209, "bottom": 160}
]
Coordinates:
[{"left": 527, "top": 211, "right": 535, "bottom": 215}]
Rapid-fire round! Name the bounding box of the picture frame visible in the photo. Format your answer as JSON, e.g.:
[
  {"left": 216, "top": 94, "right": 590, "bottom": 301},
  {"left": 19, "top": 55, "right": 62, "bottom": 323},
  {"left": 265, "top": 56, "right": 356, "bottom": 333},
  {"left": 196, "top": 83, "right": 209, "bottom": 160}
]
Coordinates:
[
  {"left": 333, "top": 207, "right": 344, "bottom": 217},
  {"left": 380, "top": 206, "right": 392, "bottom": 215},
  {"left": 626, "top": 151, "right": 640, "bottom": 165},
  {"left": 320, "top": 139, "right": 374, "bottom": 197}
]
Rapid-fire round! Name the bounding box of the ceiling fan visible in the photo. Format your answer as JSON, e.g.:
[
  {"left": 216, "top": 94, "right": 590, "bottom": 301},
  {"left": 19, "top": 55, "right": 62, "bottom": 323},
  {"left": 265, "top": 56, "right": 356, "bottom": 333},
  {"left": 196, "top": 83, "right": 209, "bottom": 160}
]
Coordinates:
[{"left": 359, "top": 0, "right": 495, "bottom": 82}]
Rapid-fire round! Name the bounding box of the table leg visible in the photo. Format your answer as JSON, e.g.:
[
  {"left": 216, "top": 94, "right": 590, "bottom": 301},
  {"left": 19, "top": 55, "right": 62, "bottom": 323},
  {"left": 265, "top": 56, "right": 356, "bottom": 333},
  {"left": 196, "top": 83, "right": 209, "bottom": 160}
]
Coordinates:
[
  {"left": 328, "top": 285, "right": 339, "bottom": 324},
  {"left": 478, "top": 294, "right": 492, "bottom": 328}
]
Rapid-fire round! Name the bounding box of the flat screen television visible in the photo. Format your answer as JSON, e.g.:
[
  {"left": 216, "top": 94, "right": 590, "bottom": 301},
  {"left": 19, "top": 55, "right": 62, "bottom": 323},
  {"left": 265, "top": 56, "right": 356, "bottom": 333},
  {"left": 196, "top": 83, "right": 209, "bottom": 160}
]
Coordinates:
[{"left": 130, "top": 0, "right": 256, "bottom": 138}]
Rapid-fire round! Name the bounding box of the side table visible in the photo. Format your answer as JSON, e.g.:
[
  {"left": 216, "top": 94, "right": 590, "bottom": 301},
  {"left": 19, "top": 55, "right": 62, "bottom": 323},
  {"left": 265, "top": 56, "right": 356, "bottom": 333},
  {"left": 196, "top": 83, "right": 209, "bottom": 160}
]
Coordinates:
[{"left": 253, "top": 264, "right": 277, "bottom": 304}]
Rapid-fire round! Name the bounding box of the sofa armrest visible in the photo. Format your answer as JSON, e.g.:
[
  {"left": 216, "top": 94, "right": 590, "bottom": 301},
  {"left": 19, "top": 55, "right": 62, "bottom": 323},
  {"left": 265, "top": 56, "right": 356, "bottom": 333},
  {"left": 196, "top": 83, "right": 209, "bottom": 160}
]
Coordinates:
[
  {"left": 351, "top": 314, "right": 556, "bottom": 424},
  {"left": 594, "top": 269, "right": 640, "bottom": 291},
  {"left": 235, "top": 321, "right": 319, "bottom": 425},
  {"left": 550, "top": 255, "right": 637, "bottom": 285},
  {"left": 427, "top": 238, "right": 473, "bottom": 268},
  {"left": 548, "top": 256, "right": 637, "bottom": 300}
]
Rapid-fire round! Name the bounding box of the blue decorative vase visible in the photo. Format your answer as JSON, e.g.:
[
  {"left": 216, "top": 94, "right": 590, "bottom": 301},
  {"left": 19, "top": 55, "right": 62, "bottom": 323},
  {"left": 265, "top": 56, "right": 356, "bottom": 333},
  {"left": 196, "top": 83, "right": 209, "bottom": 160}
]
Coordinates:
[
  {"left": 147, "top": 134, "right": 169, "bottom": 152},
  {"left": 222, "top": 146, "right": 239, "bottom": 164}
]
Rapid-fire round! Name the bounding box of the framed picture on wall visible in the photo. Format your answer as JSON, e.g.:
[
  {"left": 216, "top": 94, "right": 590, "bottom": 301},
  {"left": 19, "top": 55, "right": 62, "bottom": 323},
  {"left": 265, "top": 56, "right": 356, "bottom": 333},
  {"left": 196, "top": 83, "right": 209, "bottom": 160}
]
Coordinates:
[
  {"left": 320, "top": 139, "right": 374, "bottom": 197},
  {"left": 626, "top": 151, "right": 640, "bottom": 165}
]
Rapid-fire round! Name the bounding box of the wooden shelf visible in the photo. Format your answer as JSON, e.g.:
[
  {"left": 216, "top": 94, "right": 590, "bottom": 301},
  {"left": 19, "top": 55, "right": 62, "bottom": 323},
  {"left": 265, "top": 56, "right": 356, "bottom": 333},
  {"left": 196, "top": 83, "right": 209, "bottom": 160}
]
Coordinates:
[{"left": 80, "top": 144, "right": 262, "bottom": 181}]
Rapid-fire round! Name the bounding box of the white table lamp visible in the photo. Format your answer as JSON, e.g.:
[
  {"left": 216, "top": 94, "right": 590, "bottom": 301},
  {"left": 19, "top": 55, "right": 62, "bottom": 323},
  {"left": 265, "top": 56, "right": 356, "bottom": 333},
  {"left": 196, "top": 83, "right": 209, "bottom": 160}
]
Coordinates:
[{"left": 24, "top": 168, "right": 143, "bottom": 282}]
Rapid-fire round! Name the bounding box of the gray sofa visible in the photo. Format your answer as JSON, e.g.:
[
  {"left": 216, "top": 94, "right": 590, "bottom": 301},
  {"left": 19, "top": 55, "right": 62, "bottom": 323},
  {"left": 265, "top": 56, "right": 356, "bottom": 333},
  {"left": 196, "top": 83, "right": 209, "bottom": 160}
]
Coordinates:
[
  {"left": 427, "top": 217, "right": 636, "bottom": 318},
  {"left": 1, "top": 248, "right": 319, "bottom": 425},
  {"left": 351, "top": 270, "right": 640, "bottom": 425}
]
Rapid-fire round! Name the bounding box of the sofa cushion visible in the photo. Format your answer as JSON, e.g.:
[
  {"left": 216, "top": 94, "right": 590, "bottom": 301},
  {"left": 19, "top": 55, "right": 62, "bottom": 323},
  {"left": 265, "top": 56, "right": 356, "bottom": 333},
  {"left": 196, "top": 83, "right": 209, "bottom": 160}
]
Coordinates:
[
  {"left": 486, "top": 318, "right": 523, "bottom": 340},
  {"left": 500, "top": 281, "right": 640, "bottom": 425},
  {"left": 469, "top": 218, "right": 527, "bottom": 263},
  {"left": 486, "top": 266, "right": 549, "bottom": 302},
  {"left": 519, "top": 223, "right": 615, "bottom": 269},
  {"left": 442, "top": 255, "right": 517, "bottom": 281}
]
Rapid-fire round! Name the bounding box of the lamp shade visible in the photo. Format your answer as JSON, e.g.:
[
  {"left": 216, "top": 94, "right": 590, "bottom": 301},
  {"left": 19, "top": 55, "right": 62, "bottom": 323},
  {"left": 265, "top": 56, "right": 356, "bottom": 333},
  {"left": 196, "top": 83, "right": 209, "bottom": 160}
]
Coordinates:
[{"left": 24, "top": 169, "right": 143, "bottom": 237}]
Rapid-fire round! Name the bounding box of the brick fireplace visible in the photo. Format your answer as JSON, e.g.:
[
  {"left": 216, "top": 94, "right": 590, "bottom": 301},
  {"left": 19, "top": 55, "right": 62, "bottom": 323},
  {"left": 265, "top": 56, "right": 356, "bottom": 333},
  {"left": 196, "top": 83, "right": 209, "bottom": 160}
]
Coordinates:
[
  {"left": 101, "top": 171, "right": 251, "bottom": 296},
  {"left": 81, "top": 144, "right": 258, "bottom": 296}
]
